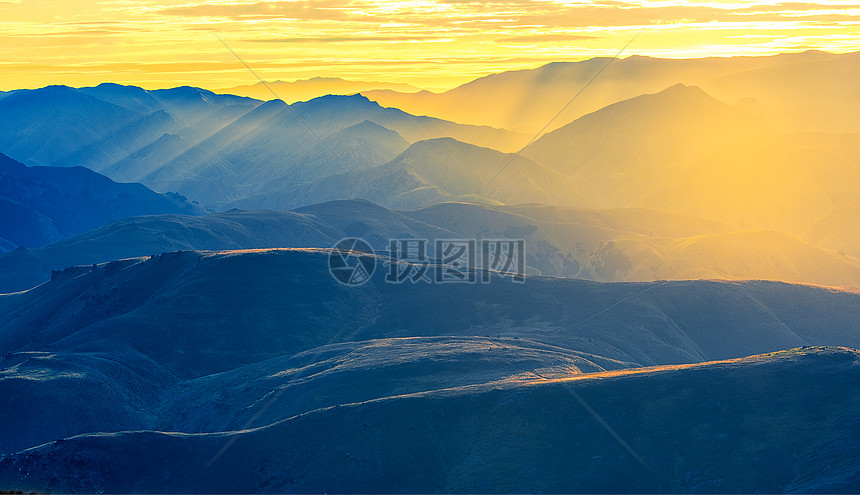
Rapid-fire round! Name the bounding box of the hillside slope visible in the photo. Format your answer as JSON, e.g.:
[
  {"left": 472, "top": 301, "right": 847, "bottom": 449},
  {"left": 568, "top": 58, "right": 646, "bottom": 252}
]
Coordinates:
[
  {"left": 1, "top": 346, "right": 858, "bottom": 493},
  {"left": 0, "top": 153, "right": 203, "bottom": 250}
]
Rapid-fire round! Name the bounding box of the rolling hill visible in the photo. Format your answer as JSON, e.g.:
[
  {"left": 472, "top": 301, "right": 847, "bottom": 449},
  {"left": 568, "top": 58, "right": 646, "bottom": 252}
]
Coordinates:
[
  {"left": 0, "top": 248, "right": 859, "bottom": 491},
  {"left": 3, "top": 347, "right": 857, "bottom": 493},
  {"left": 0, "top": 200, "right": 456, "bottom": 292},
  {"left": 4, "top": 249, "right": 860, "bottom": 381},
  {"left": 3, "top": 250, "right": 860, "bottom": 380},
  {"left": 404, "top": 202, "right": 860, "bottom": 287}
]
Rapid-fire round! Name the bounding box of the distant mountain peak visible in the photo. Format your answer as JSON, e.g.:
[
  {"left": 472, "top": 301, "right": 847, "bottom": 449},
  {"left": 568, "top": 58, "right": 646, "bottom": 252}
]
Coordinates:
[
  {"left": 293, "top": 93, "right": 382, "bottom": 111},
  {"left": 317, "top": 93, "right": 375, "bottom": 103},
  {"left": 150, "top": 86, "right": 219, "bottom": 100},
  {"left": 93, "top": 82, "right": 137, "bottom": 89},
  {"left": 400, "top": 136, "right": 472, "bottom": 155},
  {"left": 584, "top": 82, "right": 718, "bottom": 114},
  {"left": 538, "top": 57, "right": 615, "bottom": 69},
  {"left": 632, "top": 84, "right": 729, "bottom": 110},
  {"left": 218, "top": 77, "right": 420, "bottom": 103},
  {"left": 39, "top": 84, "right": 75, "bottom": 92},
  {"left": 339, "top": 119, "right": 397, "bottom": 134},
  {"left": 167, "top": 85, "right": 212, "bottom": 94},
  {"left": 5, "top": 85, "right": 79, "bottom": 102},
  {"left": 666, "top": 82, "right": 690, "bottom": 90},
  {"left": 296, "top": 197, "right": 389, "bottom": 212},
  {"left": 258, "top": 98, "right": 289, "bottom": 109}
]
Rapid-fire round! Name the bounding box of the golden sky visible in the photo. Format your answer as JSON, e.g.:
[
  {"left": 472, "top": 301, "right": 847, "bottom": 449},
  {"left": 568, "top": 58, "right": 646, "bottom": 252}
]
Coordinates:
[{"left": 1, "top": 0, "right": 858, "bottom": 91}]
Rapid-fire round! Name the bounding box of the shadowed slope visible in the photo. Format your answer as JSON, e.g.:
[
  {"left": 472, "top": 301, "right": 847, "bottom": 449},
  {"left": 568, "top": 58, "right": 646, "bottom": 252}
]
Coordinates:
[
  {"left": 2, "top": 347, "right": 858, "bottom": 493},
  {"left": 0, "top": 153, "right": 203, "bottom": 250}
]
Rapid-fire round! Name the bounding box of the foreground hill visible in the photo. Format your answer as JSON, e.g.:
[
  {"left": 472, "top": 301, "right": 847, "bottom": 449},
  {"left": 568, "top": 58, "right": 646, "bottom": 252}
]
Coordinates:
[
  {"left": 7, "top": 249, "right": 859, "bottom": 373},
  {"left": 4, "top": 199, "right": 860, "bottom": 293},
  {"left": 1, "top": 343, "right": 858, "bottom": 492},
  {"left": 0, "top": 153, "right": 203, "bottom": 250},
  {"left": 0, "top": 249, "right": 858, "bottom": 396},
  {"left": 1, "top": 249, "right": 858, "bottom": 491}
]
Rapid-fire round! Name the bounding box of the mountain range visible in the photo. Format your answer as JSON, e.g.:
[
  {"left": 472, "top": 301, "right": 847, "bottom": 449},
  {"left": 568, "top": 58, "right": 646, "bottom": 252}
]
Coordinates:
[
  {"left": 3, "top": 199, "right": 860, "bottom": 294},
  {"left": 3, "top": 74, "right": 857, "bottom": 241},
  {"left": 129, "top": 95, "right": 523, "bottom": 206},
  {"left": 0, "top": 84, "right": 260, "bottom": 170},
  {"left": 363, "top": 50, "right": 858, "bottom": 135},
  {"left": 1, "top": 57, "right": 858, "bottom": 237},
  {"left": 228, "top": 83, "right": 860, "bottom": 235},
  {"left": 223, "top": 137, "right": 584, "bottom": 211},
  {"left": 218, "top": 76, "right": 421, "bottom": 102},
  {"left": 0, "top": 84, "right": 527, "bottom": 209}
]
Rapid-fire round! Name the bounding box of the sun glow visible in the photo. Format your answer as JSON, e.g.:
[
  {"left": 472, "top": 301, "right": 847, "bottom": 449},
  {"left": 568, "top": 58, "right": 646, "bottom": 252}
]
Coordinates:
[{"left": 0, "top": 0, "right": 858, "bottom": 91}]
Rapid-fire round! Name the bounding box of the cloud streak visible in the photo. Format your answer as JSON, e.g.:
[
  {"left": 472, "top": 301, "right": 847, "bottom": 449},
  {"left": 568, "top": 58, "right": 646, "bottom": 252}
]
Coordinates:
[
  {"left": 0, "top": 0, "right": 858, "bottom": 90},
  {"left": 245, "top": 35, "right": 442, "bottom": 43},
  {"left": 496, "top": 34, "right": 602, "bottom": 43}
]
